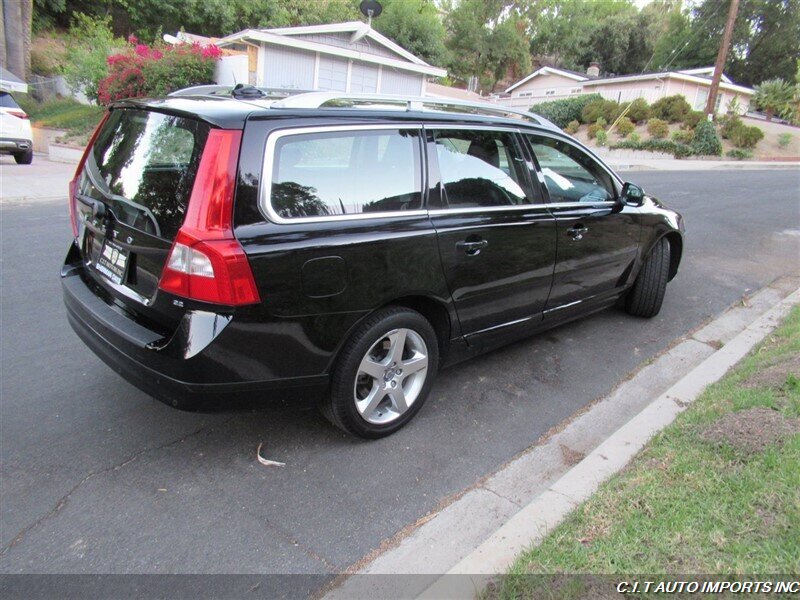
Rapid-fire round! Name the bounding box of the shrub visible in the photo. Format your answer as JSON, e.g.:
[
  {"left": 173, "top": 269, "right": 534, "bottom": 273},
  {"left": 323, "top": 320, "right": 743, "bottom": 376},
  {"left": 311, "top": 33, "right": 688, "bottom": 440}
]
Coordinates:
[
  {"left": 650, "top": 94, "right": 691, "bottom": 122},
  {"left": 647, "top": 118, "right": 669, "bottom": 139},
  {"left": 615, "top": 116, "right": 634, "bottom": 137},
  {"left": 690, "top": 120, "right": 722, "bottom": 156},
  {"left": 726, "top": 148, "right": 753, "bottom": 160},
  {"left": 98, "top": 38, "right": 220, "bottom": 104},
  {"left": 564, "top": 120, "right": 580, "bottom": 134},
  {"left": 528, "top": 93, "right": 603, "bottom": 129},
  {"left": 62, "top": 13, "right": 123, "bottom": 102},
  {"left": 596, "top": 130, "right": 608, "bottom": 146},
  {"left": 729, "top": 124, "right": 764, "bottom": 149},
  {"left": 682, "top": 110, "right": 704, "bottom": 130},
  {"left": 610, "top": 139, "right": 693, "bottom": 159},
  {"left": 629, "top": 131, "right": 641, "bottom": 143},
  {"left": 778, "top": 133, "right": 793, "bottom": 148},
  {"left": 587, "top": 122, "right": 604, "bottom": 139},
  {"left": 581, "top": 100, "right": 605, "bottom": 124},
  {"left": 671, "top": 129, "right": 693, "bottom": 144},
  {"left": 596, "top": 117, "right": 607, "bottom": 127},
  {"left": 624, "top": 98, "right": 650, "bottom": 123},
  {"left": 719, "top": 114, "right": 742, "bottom": 139},
  {"left": 581, "top": 99, "right": 621, "bottom": 124},
  {"left": 753, "top": 78, "right": 793, "bottom": 121}
]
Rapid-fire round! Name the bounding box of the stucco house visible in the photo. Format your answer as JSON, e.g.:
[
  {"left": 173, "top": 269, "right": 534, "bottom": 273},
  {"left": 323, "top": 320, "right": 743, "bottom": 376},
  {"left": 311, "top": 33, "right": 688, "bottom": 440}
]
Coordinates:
[
  {"left": 500, "top": 65, "right": 754, "bottom": 115},
  {"left": 213, "top": 22, "right": 446, "bottom": 96}
]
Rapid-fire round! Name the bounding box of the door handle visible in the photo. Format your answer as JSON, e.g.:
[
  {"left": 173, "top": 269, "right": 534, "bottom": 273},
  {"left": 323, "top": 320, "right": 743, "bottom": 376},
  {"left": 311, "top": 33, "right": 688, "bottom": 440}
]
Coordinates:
[
  {"left": 456, "top": 239, "right": 488, "bottom": 255},
  {"left": 567, "top": 225, "right": 588, "bottom": 240}
]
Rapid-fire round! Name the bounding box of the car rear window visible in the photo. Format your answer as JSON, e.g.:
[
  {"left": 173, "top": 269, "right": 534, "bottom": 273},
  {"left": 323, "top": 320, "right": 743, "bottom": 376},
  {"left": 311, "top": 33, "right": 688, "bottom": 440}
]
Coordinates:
[
  {"left": 0, "top": 92, "right": 21, "bottom": 109},
  {"left": 81, "top": 109, "right": 210, "bottom": 240},
  {"left": 268, "top": 128, "right": 422, "bottom": 219}
]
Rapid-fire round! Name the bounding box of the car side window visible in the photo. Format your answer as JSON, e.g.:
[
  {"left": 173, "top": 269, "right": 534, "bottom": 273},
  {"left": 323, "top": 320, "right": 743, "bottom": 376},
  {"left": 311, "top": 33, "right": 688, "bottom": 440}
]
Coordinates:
[
  {"left": 433, "top": 130, "right": 534, "bottom": 209},
  {"left": 270, "top": 128, "right": 422, "bottom": 219},
  {"left": 525, "top": 135, "right": 616, "bottom": 204}
]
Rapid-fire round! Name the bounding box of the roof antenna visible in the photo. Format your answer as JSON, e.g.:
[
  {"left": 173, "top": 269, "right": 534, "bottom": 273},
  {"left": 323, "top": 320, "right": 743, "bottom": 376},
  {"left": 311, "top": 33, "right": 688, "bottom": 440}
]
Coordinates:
[{"left": 352, "top": 0, "right": 382, "bottom": 42}]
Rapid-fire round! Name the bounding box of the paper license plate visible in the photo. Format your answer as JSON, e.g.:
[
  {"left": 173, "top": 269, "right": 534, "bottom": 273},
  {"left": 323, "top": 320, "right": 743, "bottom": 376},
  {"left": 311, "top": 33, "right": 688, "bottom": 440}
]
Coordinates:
[{"left": 96, "top": 239, "right": 130, "bottom": 285}]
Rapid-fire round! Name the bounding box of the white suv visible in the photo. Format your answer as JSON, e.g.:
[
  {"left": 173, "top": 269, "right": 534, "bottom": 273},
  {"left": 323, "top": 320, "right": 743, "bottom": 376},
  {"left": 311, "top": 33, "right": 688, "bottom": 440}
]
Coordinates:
[{"left": 0, "top": 91, "right": 33, "bottom": 164}]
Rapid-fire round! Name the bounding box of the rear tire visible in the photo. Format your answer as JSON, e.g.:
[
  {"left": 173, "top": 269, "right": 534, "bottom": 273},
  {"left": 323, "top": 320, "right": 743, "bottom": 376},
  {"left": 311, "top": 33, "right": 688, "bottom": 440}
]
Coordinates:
[
  {"left": 324, "top": 306, "right": 439, "bottom": 439},
  {"left": 625, "top": 237, "right": 670, "bottom": 318},
  {"left": 14, "top": 149, "right": 33, "bottom": 165}
]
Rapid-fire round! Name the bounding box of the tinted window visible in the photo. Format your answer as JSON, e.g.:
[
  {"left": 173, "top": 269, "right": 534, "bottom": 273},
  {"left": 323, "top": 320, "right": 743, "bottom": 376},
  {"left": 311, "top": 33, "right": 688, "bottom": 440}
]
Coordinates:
[
  {"left": 83, "top": 109, "right": 209, "bottom": 240},
  {"left": 0, "top": 92, "right": 21, "bottom": 109},
  {"left": 526, "top": 135, "right": 615, "bottom": 203},
  {"left": 433, "top": 130, "right": 533, "bottom": 208},
  {"left": 270, "top": 129, "right": 422, "bottom": 219}
]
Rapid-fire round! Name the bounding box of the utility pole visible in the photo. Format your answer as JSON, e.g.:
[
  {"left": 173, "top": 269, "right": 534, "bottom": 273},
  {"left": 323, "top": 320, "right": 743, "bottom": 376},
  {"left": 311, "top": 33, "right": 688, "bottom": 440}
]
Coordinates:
[{"left": 705, "top": 0, "right": 739, "bottom": 117}]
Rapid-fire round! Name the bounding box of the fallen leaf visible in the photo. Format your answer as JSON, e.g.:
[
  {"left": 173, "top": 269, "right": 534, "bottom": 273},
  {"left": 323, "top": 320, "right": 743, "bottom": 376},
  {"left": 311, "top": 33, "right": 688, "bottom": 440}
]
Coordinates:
[{"left": 257, "top": 442, "right": 286, "bottom": 467}]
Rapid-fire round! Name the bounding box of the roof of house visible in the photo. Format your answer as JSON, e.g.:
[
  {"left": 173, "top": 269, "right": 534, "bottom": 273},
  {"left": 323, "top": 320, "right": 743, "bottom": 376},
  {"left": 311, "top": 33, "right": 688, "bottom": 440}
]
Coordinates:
[
  {"left": 583, "top": 68, "right": 753, "bottom": 95},
  {"left": 216, "top": 21, "right": 446, "bottom": 78},
  {"left": 505, "top": 66, "right": 589, "bottom": 93},
  {"left": 0, "top": 66, "right": 27, "bottom": 93},
  {"left": 506, "top": 65, "right": 751, "bottom": 96}
]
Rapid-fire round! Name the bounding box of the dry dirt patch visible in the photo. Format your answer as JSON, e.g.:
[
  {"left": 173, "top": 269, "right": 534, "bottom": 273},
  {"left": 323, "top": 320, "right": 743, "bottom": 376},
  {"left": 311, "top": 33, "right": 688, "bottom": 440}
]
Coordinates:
[
  {"left": 742, "top": 353, "right": 800, "bottom": 390},
  {"left": 700, "top": 407, "right": 800, "bottom": 455}
]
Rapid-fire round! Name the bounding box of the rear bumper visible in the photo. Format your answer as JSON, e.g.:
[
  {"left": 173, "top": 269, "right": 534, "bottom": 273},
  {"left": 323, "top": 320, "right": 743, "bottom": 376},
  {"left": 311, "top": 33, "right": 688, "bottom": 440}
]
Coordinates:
[
  {"left": 0, "top": 137, "right": 32, "bottom": 153},
  {"left": 61, "top": 250, "right": 328, "bottom": 410}
]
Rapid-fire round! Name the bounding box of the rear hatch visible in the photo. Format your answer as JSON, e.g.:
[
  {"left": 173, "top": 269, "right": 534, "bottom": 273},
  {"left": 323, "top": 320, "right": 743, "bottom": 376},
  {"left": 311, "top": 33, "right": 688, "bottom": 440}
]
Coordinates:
[{"left": 71, "top": 106, "right": 258, "bottom": 331}]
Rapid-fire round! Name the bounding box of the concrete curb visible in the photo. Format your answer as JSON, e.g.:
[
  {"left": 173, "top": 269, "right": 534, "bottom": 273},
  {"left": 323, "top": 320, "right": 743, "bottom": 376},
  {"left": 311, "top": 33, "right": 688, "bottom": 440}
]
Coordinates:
[
  {"left": 322, "top": 274, "right": 799, "bottom": 600},
  {"left": 418, "top": 287, "right": 800, "bottom": 599}
]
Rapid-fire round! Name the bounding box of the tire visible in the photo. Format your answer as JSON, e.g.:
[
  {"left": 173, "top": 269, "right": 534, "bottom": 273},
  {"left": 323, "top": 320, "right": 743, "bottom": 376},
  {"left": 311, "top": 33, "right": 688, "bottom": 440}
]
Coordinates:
[
  {"left": 14, "top": 149, "right": 33, "bottom": 165},
  {"left": 323, "top": 306, "right": 439, "bottom": 438},
  {"left": 625, "top": 237, "right": 670, "bottom": 318}
]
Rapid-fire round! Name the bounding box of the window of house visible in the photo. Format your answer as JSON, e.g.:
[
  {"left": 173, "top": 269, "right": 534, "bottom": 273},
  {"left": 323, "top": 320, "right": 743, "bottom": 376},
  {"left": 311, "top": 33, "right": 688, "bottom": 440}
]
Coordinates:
[{"left": 545, "top": 89, "right": 556, "bottom": 96}]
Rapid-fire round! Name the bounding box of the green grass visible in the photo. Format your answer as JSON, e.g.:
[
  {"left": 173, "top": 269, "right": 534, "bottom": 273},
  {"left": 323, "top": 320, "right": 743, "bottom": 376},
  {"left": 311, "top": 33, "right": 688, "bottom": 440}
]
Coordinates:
[
  {"left": 16, "top": 94, "right": 105, "bottom": 145},
  {"left": 489, "top": 306, "right": 800, "bottom": 599}
]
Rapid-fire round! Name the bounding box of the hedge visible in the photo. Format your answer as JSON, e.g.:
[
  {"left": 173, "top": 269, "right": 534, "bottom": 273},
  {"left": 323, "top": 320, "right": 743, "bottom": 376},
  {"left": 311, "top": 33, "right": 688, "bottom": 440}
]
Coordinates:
[
  {"left": 528, "top": 93, "right": 603, "bottom": 128},
  {"left": 610, "top": 139, "right": 694, "bottom": 159}
]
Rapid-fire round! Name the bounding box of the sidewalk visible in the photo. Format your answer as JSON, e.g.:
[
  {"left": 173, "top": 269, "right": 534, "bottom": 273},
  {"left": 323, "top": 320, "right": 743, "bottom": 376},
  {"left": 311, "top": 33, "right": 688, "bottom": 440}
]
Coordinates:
[
  {"left": 0, "top": 155, "right": 75, "bottom": 203},
  {"left": 323, "top": 273, "right": 800, "bottom": 600},
  {"left": 599, "top": 153, "right": 800, "bottom": 171}
]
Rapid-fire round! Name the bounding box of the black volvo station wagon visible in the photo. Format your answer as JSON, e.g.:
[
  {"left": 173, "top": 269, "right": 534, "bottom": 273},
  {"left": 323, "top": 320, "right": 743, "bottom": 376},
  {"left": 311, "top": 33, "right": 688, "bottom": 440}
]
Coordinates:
[{"left": 61, "top": 88, "right": 684, "bottom": 438}]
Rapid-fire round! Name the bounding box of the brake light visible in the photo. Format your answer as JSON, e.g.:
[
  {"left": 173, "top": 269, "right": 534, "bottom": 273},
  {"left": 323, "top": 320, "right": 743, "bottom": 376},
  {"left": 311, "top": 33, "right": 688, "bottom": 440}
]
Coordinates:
[
  {"left": 158, "top": 129, "right": 260, "bottom": 306},
  {"left": 8, "top": 110, "right": 28, "bottom": 119},
  {"left": 69, "top": 112, "right": 110, "bottom": 238}
]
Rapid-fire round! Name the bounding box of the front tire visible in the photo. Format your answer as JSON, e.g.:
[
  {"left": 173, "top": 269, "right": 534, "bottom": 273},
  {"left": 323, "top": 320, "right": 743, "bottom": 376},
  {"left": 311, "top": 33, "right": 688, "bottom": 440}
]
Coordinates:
[
  {"left": 324, "top": 306, "right": 439, "bottom": 438},
  {"left": 14, "top": 149, "right": 33, "bottom": 165},
  {"left": 625, "top": 237, "right": 670, "bottom": 318}
]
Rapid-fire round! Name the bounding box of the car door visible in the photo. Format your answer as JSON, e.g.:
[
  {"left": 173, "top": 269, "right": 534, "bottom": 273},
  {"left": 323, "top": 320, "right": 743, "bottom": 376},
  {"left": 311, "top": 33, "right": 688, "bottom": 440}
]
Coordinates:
[
  {"left": 426, "top": 126, "right": 557, "bottom": 341},
  {"left": 522, "top": 133, "right": 641, "bottom": 315}
]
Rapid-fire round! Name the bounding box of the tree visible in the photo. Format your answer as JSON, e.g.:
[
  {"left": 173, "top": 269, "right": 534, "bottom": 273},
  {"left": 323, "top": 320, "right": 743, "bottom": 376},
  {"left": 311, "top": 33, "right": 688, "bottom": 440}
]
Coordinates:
[
  {"left": 445, "top": 0, "right": 531, "bottom": 92},
  {"left": 3, "top": 0, "right": 33, "bottom": 78},
  {"left": 372, "top": 0, "right": 448, "bottom": 67},
  {"left": 524, "top": 0, "right": 641, "bottom": 73},
  {"left": 651, "top": 0, "right": 800, "bottom": 87},
  {"left": 753, "top": 78, "right": 793, "bottom": 120}
]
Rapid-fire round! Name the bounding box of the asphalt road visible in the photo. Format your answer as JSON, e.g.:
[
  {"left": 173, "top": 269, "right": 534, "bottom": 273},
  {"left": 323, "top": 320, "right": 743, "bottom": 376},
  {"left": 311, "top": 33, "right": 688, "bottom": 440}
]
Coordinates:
[{"left": 1, "top": 166, "right": 798, "bottom": 594}]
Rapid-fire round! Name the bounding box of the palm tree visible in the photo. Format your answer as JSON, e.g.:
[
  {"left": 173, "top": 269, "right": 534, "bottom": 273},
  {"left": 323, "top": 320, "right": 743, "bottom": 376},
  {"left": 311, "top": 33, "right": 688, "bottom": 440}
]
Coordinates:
[{"left": 753, "top": 78, "right": 793, "bottom": 121}]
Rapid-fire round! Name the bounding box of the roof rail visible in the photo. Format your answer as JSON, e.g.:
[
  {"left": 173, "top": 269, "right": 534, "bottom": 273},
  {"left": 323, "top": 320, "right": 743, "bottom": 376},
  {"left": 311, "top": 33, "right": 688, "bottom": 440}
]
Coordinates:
[
  {"left": 269, "top": 92, "right": 560, "bottom": 130},
  {"left": 168, "top": 85, "right": 234, "bottom": 97}
]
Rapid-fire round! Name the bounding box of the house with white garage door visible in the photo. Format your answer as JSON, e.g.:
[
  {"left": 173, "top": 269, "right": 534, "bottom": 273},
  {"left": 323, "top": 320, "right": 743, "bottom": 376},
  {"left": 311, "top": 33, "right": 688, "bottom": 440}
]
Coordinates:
[{"left": 214, "top": 21, "right": 446, "bottom": 95}]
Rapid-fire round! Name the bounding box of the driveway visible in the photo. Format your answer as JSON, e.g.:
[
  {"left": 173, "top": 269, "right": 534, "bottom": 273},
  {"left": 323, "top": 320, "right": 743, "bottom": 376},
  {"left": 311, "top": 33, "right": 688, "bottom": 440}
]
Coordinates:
[{"left": 1, "top": 159, "right": 798, "bottom": 596}]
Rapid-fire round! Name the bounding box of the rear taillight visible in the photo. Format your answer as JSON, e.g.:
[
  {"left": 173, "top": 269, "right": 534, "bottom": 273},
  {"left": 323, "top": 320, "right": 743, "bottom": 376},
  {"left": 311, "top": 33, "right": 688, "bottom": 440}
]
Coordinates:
[
  {"left": 158, "top": 129, "right": 260, "bottom": 306},
  {"left": 8, "top": 110, "right": 28, "bottom": 119},
  {"left": 69, "top": 112, "right": 110, "bottom": 238}
]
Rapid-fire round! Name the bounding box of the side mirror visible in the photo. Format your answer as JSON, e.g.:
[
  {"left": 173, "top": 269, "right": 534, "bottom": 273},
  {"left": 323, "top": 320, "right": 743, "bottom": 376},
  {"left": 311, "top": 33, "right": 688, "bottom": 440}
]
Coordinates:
[{"left": 620, "top": 182, "right": 645, "bottom": 206}]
